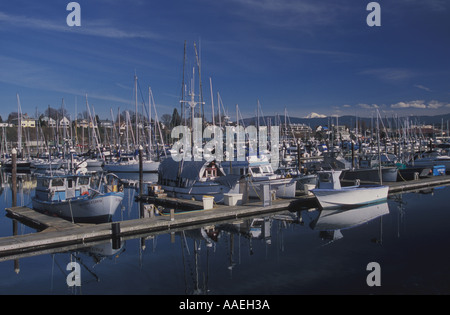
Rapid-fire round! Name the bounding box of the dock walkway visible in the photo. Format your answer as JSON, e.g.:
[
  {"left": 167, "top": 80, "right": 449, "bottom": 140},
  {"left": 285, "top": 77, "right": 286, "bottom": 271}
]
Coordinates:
[{"left": 2, "top": 175, "right": 450, "bottom": 259}]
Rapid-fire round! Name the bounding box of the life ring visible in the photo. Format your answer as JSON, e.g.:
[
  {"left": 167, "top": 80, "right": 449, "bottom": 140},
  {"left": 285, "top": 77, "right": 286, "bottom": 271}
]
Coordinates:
[{"left": 82, "top": 191, "right": 89, "bottom": 196}]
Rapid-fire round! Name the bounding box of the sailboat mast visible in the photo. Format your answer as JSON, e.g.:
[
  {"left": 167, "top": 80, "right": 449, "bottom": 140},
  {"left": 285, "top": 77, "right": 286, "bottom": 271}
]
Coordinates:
[
  {"left": 135, "top": 73, "right": 139, "bottom": 148},
  {"left": 210, "top": 77, "right": 215, "bottom": 126}
]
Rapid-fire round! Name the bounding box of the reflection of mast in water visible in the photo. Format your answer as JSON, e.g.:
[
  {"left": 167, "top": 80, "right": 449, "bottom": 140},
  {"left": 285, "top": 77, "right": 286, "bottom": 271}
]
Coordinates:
[
  {"left": 392, "top": 194, "right": 406, "bottom": 239},
  {"left": 180, "top": 227, "right": 217, "bottom": 295},
  {"left": 50, "top": 240, "right": 124, "bottom": 294}
]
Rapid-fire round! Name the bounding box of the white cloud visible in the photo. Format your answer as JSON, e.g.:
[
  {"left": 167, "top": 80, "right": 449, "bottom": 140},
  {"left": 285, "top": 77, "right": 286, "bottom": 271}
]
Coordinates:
[
  {"left": 357, "top": 103, "right": 379, "bottom": 109},
  {"left": 391, "top": 100, "right": 426, "bottom": 109},
  {"left": 390, "top": 100, "right": 450, "bottom": 109},
  {"left": 304, "top": 112, "right": 326, "bottom": 118}
]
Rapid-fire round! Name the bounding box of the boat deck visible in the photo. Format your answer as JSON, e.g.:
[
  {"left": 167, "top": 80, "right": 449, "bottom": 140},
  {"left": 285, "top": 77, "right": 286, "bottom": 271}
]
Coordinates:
[{"left": 2, "top": 174, "right": 450, "bottom": 261}]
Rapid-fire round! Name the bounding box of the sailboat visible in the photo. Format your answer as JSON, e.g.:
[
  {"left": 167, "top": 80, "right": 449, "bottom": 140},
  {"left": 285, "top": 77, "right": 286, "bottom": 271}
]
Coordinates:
[
  {"left": 103, "top": 76, "right": 160, "bottom": 174},
  {"left": 2, "top": 94, "right": 32, "bottom": 172}
]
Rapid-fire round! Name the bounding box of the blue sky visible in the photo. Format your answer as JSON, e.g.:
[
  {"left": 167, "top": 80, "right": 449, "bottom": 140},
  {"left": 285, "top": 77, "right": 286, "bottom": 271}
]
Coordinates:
[{"left": 0, "top": 0, "right": 449, "bottom": 122}]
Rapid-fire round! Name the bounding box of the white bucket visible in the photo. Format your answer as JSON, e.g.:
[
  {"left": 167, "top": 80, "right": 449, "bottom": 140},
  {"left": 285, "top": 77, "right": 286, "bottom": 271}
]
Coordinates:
[{"left": 202, "top": 196, "right": 214, "bottom": 210}]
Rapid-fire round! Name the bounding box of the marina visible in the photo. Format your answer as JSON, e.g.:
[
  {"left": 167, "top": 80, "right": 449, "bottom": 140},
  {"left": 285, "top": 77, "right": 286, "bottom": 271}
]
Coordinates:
[
  {"left": 0, "top": 170, "right": 450, "bottom": 295},
  {"left": 2, "top": 102, "right": 450, "bottom": 296},
  {"left": 2, "top": 172, "right": 450, "bottom": 259}
]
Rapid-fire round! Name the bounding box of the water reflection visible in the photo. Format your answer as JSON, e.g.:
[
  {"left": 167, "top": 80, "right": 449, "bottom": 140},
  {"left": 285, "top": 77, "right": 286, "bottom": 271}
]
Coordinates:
[
  {"left": 311, "top": 202, "right": 390, "bottom": 243},
  {"left": 1, "top": 166, "right": 450, "bottom": 294}
]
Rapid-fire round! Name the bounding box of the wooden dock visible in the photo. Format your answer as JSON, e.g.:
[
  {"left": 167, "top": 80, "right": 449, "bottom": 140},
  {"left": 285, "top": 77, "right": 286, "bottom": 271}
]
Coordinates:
[
  {"left": 1, "top": 195, "right": 315, "bottom": 259},
  {"left": 2, "top": 174, "right": 450, "bottom": 260}
]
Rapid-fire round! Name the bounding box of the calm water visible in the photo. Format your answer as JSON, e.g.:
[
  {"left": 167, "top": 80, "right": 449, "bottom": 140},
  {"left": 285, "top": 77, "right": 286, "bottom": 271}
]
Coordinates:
[{"left": 0, "top": 171, "right": 450, "bottom": 295}]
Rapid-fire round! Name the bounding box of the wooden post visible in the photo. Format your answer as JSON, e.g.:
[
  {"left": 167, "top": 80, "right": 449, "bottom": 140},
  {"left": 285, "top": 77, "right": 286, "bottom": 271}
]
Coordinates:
[
  {"left": 351, "top": 141, "right": 355, "bottom": 169},
  {"left": 111, "top": 222, "right": 121, "bottom": 249},
  {"left": 139, "top": 145, "right": 144, "bottom": 218},
  {"left": 297, "top": 139, "right": 302, "bottom": 174},
  {"left": 11, "top": 148, "right": 17, "bottom": 207}
]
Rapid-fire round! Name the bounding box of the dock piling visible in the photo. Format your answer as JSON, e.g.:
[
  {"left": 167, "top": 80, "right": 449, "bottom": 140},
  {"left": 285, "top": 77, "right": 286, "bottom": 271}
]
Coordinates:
[{"left": 111, "top": 222, "right": 121, "bottom": 249}]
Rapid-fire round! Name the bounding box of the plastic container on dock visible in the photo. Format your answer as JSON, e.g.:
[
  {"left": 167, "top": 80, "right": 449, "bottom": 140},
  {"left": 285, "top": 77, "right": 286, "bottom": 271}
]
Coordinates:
[
  {"left": 223, "top": 193, "right": 243, "bottom": 206},
  {"left": 202, "top": 195, "right": 214, "bottom": 210},
  {"left": 433, "top": 165, "right": 445, "bottom": 176}
]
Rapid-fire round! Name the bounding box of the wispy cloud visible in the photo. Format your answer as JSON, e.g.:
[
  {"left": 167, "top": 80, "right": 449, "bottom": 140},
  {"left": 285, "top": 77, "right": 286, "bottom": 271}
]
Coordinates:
[
  {"left": 414, "top": 84, "right": 432, "bottom": 92},
  {"left": 0, "top": 54, "right": 131, "bottom": 105},
  {"left": 395, "top": 0, "right": 448, "bottom": 12},
  {"left": 360, "top": 68, "right": 416, "bottom": 83},
  {"left": 0, "top": 11, "right": 160, "bottom": 39},
  {"left": 225, "top": 0, "right": 352, "bottom": 29}
]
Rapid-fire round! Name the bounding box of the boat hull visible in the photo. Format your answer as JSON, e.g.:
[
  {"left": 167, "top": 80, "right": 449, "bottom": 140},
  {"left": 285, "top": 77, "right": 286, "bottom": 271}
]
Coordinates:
[
  {"left": 161, "top": 182, "right": 236, "bottom": 203},
  {"left": 31, "top": 160, "right": 63, "bottom": 170},
  {"left": 341, "top": 166, "right": 398, "bottom": 182},
  {"left": 103, "top": 160, "right": 160, "bottom": 173},
  {"left": 247, "top": 178, "right": 297, "bottom": 199},
  {"left": 312, "top": 185, "right": 389, "bottom": 209},
  {"left": 32, "top": 192, "right": 124, "bottom": 223}
]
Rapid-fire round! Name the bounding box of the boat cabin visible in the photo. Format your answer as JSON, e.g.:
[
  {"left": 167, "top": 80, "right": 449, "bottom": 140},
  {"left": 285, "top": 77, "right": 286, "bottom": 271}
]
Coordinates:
[
  {"left": 317, "top": 170, "right": 342, "bottom": 189},
  {"left": 35, "top": 175, "right": 91, "bottom": 202}
]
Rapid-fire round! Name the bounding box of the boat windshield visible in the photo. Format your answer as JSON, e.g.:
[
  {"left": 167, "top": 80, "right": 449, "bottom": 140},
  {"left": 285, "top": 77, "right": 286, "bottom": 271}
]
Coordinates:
[
  {"left": 78, "top": 176, "right": 90, "bottom": 186},
  {"left": 51, "top": 178, "right": 64, "bottom": 187}
]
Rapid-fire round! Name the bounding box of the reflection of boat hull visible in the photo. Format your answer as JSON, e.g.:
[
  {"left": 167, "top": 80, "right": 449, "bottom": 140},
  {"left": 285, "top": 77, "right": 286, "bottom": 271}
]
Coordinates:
[
  {"left": 313, "top": 201, "right": 390, "bottom": 231},
  {"left": 32, "top": 192, "right": 124, "bottom": 223},
  {"left": 341, "top": 166, "right": 397, "bottom": 182},
  {"left": 312, "top": 185, "right": 389, "bottom": 209}
]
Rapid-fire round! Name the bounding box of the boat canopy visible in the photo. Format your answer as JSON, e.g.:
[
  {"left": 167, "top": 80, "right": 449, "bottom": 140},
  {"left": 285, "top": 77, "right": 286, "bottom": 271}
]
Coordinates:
[{"left": 158, "top": 158, "right": 225, "bottom": 182}]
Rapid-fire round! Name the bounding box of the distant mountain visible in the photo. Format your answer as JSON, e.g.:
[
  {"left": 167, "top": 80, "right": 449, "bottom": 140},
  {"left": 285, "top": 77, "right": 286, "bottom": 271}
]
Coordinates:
[{"left": 243, "top": 113, "right": 450, "bottom": 129}]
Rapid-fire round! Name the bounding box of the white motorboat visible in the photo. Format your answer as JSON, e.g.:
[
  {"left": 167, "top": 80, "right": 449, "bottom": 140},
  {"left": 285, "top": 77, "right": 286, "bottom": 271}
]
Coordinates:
[{"left": 311, "top": 170, "right": 389, "bottom": 209}]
